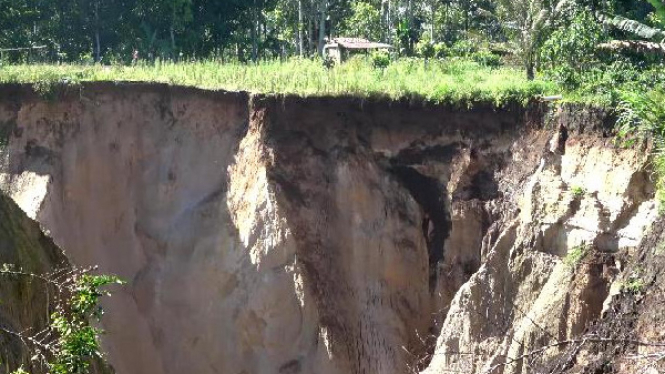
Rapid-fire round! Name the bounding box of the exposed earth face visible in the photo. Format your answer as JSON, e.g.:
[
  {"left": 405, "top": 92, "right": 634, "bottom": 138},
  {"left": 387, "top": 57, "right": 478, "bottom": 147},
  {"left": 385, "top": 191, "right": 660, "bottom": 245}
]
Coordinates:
[{"left": 0, "top": 83, "right": 662, "bottom": 374}]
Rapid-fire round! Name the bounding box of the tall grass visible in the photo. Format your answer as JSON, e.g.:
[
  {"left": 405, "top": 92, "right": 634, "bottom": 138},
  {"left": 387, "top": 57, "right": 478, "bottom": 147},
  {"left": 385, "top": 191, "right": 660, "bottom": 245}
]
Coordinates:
[{"left": 0, "top": 58, "right": 557, "bottom": 105}]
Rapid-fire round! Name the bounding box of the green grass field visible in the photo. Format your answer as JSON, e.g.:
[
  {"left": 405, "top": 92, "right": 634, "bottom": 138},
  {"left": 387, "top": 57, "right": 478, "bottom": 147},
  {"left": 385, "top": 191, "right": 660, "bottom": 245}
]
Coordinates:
[{"left": 0, "top": 58, "right": 559, "bottom": 105}]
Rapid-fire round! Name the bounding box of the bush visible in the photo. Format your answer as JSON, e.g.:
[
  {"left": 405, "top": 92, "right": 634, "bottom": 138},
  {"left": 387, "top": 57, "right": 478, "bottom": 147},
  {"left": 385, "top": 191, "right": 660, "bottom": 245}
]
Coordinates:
[
  {"left": 550, "top": 60, "right": 664, "bottom": 102},
  {"left": 616, "top": 88, "right": 665, "bottom": 208},
  {"left": 433, "top": 43, "right": 451, "bottom": 59},
  {"left": 1, "top": 264, "right": 124, "bottom": 374},
  {"left": 416, "top": 40, "right": 435, "bottom": 59},
  {"left": 450, "top": 40, "right": 478, "bottom": 57},
  {"left": 322, "top": 55, "right": 336, "bottom": 69},
  {"left": 471, "top": 51, "right": 501, "bottom": 67},
  {"left": 371, "top": 50, "right": 391, "bottom": 69},
  {"left": 622, "top": 277, "right": 645, "bottom": 293},
  {"left": 564, "top": 243, "right": 589, "bottom": 268},
  {"left": 570, "top": 185, "right": 586, "bottom": 197}
]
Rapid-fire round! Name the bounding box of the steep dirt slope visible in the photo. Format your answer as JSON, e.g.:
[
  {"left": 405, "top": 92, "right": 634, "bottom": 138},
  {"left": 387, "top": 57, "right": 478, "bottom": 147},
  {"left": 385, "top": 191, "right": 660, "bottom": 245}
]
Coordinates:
[
  {"left": 0, "top": 83, "right": 659, "bottom": 374},
  {"left": 422, "top": 110, "right": 657, "bottom": 374},
  {"left": 0, "top": 191, "right": 68, "bottom": 373},
  {"left": 543, "top": 217, "right": 665, "bottom": 374},
  {"left": 248, "top": 96, "right": 539, "bottom": 373}
]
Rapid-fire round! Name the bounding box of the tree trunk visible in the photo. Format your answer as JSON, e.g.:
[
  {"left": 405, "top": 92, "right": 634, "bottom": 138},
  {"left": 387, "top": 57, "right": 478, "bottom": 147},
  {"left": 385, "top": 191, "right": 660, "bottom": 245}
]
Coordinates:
[
  {"left": 388, "top": 0, "right": 392, "bottom": 43},
  {"left": 170, "top": 28, "right": 176, "bottom": 60},
  {"left": 382, "top": 0, "right": 390, "bottom": 43},
  {"left": 298, "top": 0, "right": 304, "bottom": 57},
  {"left": 318, "top": 0, "right": 326, "bottom": 56},
  {"left": 251, "top": 1, "right": 258, "bottom": 62},
  {"left": 171, "top": 0, "right": 176, "bottom": 60},
  {"left": 523, "top": 31, "right": 535, "bottom": 80},
  {"left": 309, "top": 11, "right": 315, "bottom": 53},
  {"left": 430, "top": 0, "right": 436, "bottom": 42},
  {"left": 525, "top": 51, "right": 535, "bottom": 80},
  {"left": 463, "top": 0, "right": 469, "bottom": 33},
  {"left": 94, "top": 1, "right": 101, "bottom": 63},
  {"left": 407, "top": 0, "right": 414, "bottom": 53},
  {"left": 263, "top": 12, "right": 267, "bottom": 59},
  {"left": 445, "top": 1, "right": 450, "bottom": 41},
  {"left": 95, "top": 30, "right": 101, "bottom": 62}
]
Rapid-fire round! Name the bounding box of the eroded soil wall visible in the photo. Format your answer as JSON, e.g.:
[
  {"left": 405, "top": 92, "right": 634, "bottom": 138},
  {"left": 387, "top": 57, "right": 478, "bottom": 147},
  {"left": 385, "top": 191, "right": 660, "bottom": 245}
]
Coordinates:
[{"left": 0, "top": 83, "right": 658, "bottom": 374}]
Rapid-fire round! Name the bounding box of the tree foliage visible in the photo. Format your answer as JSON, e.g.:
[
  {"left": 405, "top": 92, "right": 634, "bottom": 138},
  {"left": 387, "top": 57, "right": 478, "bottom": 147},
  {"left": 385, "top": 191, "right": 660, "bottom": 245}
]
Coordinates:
[
  {"left": 0, "top": 264, "right": 124, "bottom": 374},
  {"left": 0, "top": 0, "right": 662, "bottom": 77},
  {"left": 339, "top": 1, "right": 382, "bottom": 41},
  {"left": 541, "top": 7, "right": 608, "bottom": 86}
]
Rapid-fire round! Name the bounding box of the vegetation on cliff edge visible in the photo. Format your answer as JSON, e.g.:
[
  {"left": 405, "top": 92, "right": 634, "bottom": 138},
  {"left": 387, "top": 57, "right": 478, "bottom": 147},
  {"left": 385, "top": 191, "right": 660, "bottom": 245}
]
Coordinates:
[{"left": 1, "top": 58, "right": 557, "bottom": 105}]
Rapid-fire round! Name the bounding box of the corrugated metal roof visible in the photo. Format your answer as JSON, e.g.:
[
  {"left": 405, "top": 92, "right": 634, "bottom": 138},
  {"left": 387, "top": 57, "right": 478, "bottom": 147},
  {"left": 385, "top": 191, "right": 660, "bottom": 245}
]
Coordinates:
[{"left": 326, "top": 38, "right": 392, "bottom": 50}]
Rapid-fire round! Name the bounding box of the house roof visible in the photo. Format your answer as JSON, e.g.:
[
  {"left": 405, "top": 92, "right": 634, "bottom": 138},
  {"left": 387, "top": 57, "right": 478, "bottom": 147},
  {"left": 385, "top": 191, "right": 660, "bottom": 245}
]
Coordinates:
[{"left": 325, "top": 38, "right": 392, "bottom": 50}]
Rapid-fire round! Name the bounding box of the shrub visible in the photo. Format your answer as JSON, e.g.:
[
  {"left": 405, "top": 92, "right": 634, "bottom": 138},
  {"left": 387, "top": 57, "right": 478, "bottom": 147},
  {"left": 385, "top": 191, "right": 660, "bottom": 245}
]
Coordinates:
[
  {"left": 570, "top": 185, "right": 586, "bottom": 198},
  {"left": 416, "top": 40, "right": 435, "bottom": 59},
  {"left": 1, "top": 264, "right": 124, "bottom": 374},
  {"left": 450, "top": 40, "right": 477, "bottom": 57},
  {"left": 371, "top": 50, "right": 391, "bottom": 69},
  {"left": 616, "top": 89, "right": 665, "bottom": 207},
  {"left": 621, "top": 277, "right": 645, "bottom": 293},
  {"left": 564, "top": 243, "right": 589, "bottom": 268},
  {"left": 49, "top": 273, "right": 125, "bottom": 374},
  {"left": 471, "top": 51, "right": 501, "bottom": 67},
  {"left": 433, "top": 43, "right": 451, "bottom": 59},
  {"left": 322, "top": 55, "right": 336, "bottom": 69},
  {"left": 540, "top": 8, "right": 608, "bottom": 89},
  {"left": 621, "top": 267, "right": 646, "bottom": 294}
]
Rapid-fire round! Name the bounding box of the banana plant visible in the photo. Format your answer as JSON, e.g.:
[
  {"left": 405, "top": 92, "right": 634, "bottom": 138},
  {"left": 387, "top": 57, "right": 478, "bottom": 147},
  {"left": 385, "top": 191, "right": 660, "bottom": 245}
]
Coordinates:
[
  {"left": 597, "top": 0, "right": 665, "bottom": 54},
  {"left": 599, "top": 13, "right": 665, "bottom": 41}
]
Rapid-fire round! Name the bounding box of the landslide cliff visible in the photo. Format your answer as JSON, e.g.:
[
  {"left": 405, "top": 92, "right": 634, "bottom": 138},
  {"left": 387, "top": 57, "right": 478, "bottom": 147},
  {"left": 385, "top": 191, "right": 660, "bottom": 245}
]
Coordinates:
[
  {"left": 0, "top": 188, "right": 68, "bottom": 373},
  {"left": 0, "top": 83, "right": 661, "bottom": 374}
]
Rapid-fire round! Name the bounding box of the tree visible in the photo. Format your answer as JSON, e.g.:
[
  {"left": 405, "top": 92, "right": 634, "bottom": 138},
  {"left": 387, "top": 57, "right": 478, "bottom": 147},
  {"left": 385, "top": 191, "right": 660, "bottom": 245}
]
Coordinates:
[
  {"left": 540, "top": 7, "right": 608, "bottom": 87},
  {"left": 339, "top": 1, "right": 383, "bottom": 40},
  {"left": 496, "top": 0, "right": 580, "bottom": 79},
  {"left": 131, "top": 0, "right": 193, "bottom": 60},
  {"left": 299, "top": 0, "right": 305, "bottom": 55},
  {"left": 0, "top": 0, "right": 39, "bottom": 50},
  {"left": 596, "top": 0, "right": 665, "bottom": 56}
]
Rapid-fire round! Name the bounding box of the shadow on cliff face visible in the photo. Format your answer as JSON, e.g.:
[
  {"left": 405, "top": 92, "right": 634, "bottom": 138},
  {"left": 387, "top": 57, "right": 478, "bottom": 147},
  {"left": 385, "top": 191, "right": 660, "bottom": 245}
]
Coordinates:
[
  {"left": 387, "top": 144, "right": 504, "bottom": 370},
  {"left": 389, "top": 166, "right": 451, "bottom": 291}
]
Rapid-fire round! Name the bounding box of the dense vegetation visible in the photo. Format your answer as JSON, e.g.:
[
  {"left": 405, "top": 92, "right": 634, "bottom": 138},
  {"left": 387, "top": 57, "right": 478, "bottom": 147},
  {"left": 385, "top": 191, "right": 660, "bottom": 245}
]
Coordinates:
[
  {"left": 0, "top": 0, "right": 663, "bottom": 101},
  {"left": 0, "top": 0, "right": 663, "bottom": 65}
]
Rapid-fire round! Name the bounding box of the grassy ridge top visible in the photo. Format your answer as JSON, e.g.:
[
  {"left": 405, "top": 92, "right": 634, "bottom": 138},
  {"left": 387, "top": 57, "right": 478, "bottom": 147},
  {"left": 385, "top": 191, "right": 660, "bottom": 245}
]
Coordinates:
[{"left": 0, "top": 58, "right": 559, "bottom": 105}]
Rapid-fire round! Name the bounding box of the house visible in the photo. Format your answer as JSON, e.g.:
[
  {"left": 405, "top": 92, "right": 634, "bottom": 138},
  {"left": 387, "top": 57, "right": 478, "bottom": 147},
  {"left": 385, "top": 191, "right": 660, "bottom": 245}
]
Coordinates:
[{"left": 323, "top": 38, "right": 393, "bottom": 63}]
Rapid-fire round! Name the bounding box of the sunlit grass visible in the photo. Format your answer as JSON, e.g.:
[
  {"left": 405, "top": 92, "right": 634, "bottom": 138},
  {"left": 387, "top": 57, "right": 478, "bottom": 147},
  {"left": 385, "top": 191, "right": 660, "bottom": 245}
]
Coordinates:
[{"left": 0, "top": 58, "right": 559, "bottom": 105}]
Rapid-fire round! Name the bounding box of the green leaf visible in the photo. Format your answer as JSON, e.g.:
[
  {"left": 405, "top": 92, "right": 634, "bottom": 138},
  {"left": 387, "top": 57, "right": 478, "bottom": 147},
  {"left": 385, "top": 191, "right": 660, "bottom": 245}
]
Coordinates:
[{"left": 601, "top": 14, "right": 665, "bottom": 41}]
